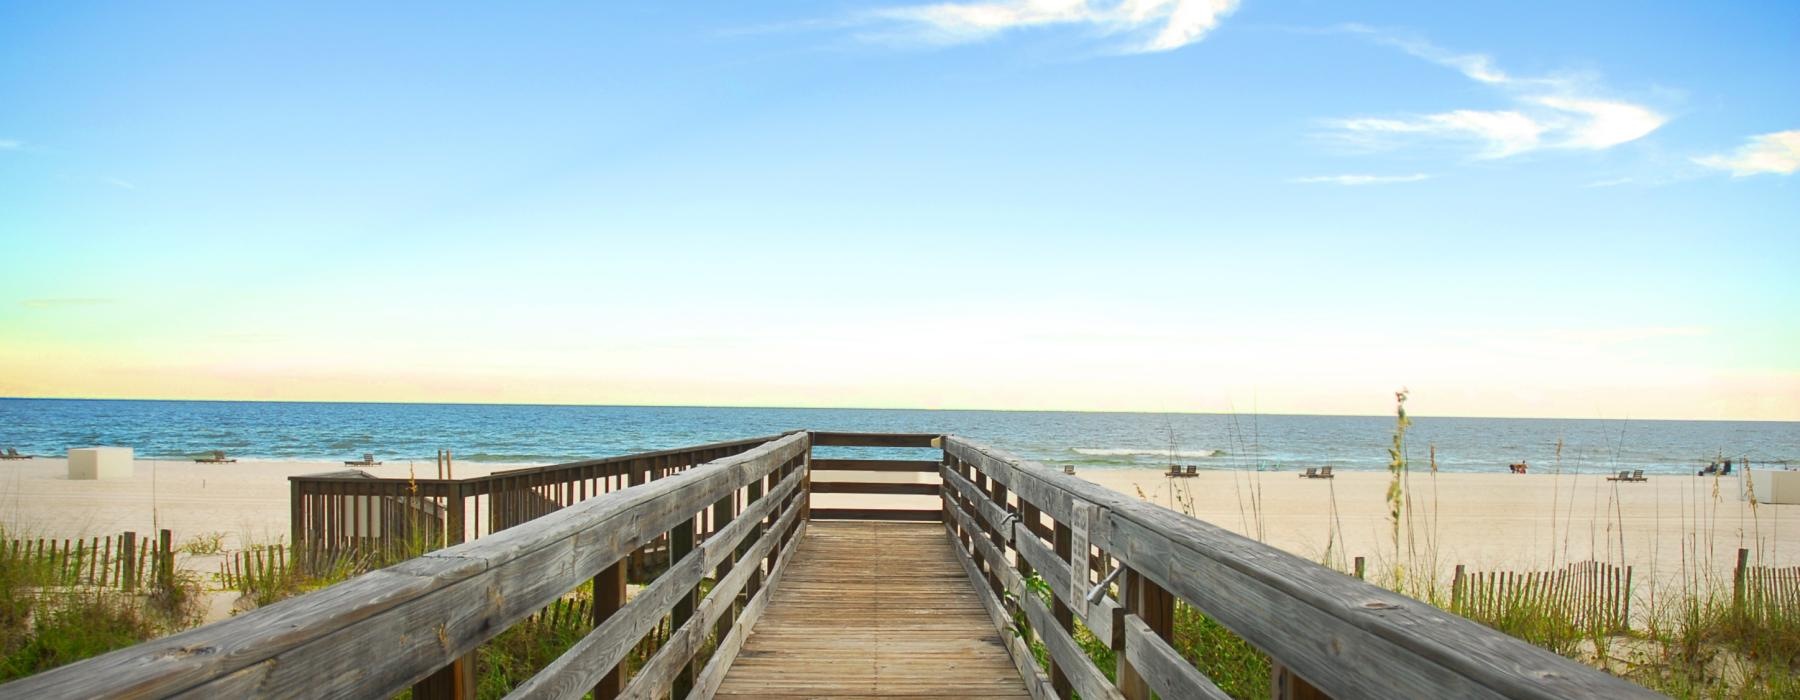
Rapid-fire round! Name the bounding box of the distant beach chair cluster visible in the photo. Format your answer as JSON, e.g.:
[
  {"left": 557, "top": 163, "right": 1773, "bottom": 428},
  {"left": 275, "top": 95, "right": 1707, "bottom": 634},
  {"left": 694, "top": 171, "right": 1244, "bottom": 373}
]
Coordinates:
[
  {"left": 343, "top": 453, "right": 382, "bottom": 466},
  {"left": 1299, "top": 466, "right": 1335, "bottom": 479},
  {"left": 1607, "top": 469, "right": 1648, "bottom": 483},
  {"left": 0, "top": 447, "right": 31, "bottom": 460},
  {"left": 1165, "top": 464, "right": 1199, "bottom": 478},
  {"left": 194, "top": 450, "right": 237, "bottom": 463}
]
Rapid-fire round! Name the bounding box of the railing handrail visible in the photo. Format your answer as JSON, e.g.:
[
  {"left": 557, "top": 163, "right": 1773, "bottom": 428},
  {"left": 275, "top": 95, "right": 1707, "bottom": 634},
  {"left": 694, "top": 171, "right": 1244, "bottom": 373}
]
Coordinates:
[
  {"left": 286, "top": 432, "right": 792, "bottom": 486},
  {"left": 5, "top": 432, "right": 810, "bottom": 699},
  {"left": 941, "top": 435, "right": 1659, "bottom": 700}
]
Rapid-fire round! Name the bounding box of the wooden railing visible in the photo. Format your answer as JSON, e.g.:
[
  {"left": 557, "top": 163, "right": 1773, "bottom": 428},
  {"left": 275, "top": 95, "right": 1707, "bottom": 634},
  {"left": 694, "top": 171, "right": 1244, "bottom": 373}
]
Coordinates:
[
  {"left": 288, "top": 434, "right": 784, "bottom": 556},
  {"left": 939, "top": 436, "right": 1658, "bottom": 700},
  {"left": 5, "top": 431, "right": 1663, "bottom": 699},
  {"left": 807, "top": 431, "right": 943, "bottom": 522},
  {"left": 7, "top": 432, "right": 812, "bottom": 699}
]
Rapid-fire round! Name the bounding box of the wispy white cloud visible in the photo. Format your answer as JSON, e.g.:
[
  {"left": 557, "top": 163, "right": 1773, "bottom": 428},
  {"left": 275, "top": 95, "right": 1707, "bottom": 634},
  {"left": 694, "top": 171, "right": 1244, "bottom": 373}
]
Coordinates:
[
  {"left": 103, "top": 177, "right": 137, "bottom": 190},
  {"left": 863, "top": 0, "right": 1239, "bottom": 53},
  {"left": 1290, "top": 173, "right": 1431, "bottom": 186},
  {"left": 1694, "top": 129, "right": 1800, "bottom": 177},
  {"left": 1323, "top": 27, "right": 1666, "bottom": 159},
  {"left": 0, "top": 139, "right": 22, "bottom": 150}
]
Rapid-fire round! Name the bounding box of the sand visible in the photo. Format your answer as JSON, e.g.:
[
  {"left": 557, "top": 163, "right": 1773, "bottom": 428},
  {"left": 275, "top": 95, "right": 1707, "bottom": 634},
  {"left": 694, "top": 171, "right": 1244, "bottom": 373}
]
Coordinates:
[{"left": 4, "top": 458, "right": 1794, "bottom": 596}]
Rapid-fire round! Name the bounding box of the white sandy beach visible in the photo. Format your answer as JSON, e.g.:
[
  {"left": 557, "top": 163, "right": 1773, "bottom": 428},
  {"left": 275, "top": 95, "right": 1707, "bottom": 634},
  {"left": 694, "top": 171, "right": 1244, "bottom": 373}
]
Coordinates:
[{"left": 4, "top": 457, "right": 1794, "bottom": 599}]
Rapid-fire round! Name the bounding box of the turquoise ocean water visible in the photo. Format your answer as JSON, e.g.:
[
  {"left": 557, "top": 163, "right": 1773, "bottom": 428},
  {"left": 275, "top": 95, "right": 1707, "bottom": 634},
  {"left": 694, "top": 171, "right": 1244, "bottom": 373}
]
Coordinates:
[{"left": 0, "top": 399, "right": 1792, "bottom": 475}]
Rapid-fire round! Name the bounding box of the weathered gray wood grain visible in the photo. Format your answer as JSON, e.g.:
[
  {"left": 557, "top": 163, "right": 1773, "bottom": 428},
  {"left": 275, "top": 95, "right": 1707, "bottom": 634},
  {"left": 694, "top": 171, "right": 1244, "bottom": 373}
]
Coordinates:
[
  {"left": 2, "top": 433, "right": 807, "bottom": 699},
  {"left": 1122, "top": 614, "right": 1231, "bottom": 700},
  {"left": 942, "top": 521, "right": 1059, "bottom": 700},
  {"left": 943, "top": 436, "right": 1663, "bottom": 700},
  {"left": 502, "top": 468, "right": 804, "bottom": 700}
]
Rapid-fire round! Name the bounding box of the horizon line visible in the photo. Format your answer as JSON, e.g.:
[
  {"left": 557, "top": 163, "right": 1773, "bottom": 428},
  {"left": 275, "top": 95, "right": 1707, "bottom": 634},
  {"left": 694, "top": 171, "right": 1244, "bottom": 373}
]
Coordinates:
[{"left": 2, "top": 394, "right": 1794, "bottom": 425}]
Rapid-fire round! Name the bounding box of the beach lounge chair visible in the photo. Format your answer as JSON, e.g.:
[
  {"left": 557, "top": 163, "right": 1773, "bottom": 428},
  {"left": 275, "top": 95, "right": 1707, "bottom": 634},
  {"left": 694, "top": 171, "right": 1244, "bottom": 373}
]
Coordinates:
[
  {"left": 194, "top": 450, "right": 237, "bottom": 463},
  {"left": 1629, "top": 469, "right": 1647, "bottom": 482},
  {"left": 1319, "top": 466, "right": 1334, "bottom": 479},
  {"left": 0, "top": 448, "right": 29, "bottom": 460},
  {"left": 1299, "top": 467, "right": 1318, "bottom": 479},
  {"left": 1184, "top": 465, "right": 1198, "bottom": 477},
  {"left": 1166, "top": 464, "right": 1182, "bottom": 478},
  {"left": 1607, "top": 470, "right": 1632, "bottom": 482},
  {"left": 344, "top": 453, "right": 382, "bottom": 466},
  {"left": 1063, "top": 465, "right": 1076, "bottom": 475}
]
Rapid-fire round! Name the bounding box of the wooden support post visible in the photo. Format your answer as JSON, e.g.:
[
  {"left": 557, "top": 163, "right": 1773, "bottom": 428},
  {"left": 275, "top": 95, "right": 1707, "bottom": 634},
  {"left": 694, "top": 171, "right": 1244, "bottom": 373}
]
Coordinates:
[
  {"left": 629, "top": 461, "right": 647, "bottom": 579},
  {"left": 1354, "top": 556, "right": 1366, "bottom": 580},
  {"left": 1118, "top": 568, "right": 1173, "bottom": 700},
  {"left": 744, "top": 477, "right": 765, "bottom": 599},
  {"left": 671, "top": 512, "right": 697, "bottom": 698},
  {"left": 158, "top": 529, "right": 174, "bottom": 591},
  {"left": 1734, "top": 547, "right": 1749, "bottom": 610},
  {"left": 1271, "top": 663, "right": 1331, "bottom": 700},
  {"left": 447, "top": 485, "right": 467, "bottom": 547},
  {"left": 712, "top": 493, "right": 737, "bottom": 644},
  {"left": 412, "top": 655, "right": 476, "bottom": 700},
  {"left": 1050, "top": 520, "right": 1074, "bottom": 699},
  {"left": 121, "top": 531, "right": 137, "bottom": 592},
  {"left": 593, "top": 559, "right": 627, "bottom": 699}
]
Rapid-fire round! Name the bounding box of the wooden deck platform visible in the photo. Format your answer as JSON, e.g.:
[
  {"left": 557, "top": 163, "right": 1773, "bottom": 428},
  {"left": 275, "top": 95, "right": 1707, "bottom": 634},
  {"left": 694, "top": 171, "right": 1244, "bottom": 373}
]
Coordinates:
[{"left": 715, "top": 520, "right": 1031, "bottom": 699}]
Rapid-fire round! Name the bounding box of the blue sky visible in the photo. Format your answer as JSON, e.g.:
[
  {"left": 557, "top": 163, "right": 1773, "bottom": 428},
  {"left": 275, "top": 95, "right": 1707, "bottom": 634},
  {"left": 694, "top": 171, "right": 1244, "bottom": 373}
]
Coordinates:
[{"left": 1, "top": 1, "right": 1796, "bottom": 420}]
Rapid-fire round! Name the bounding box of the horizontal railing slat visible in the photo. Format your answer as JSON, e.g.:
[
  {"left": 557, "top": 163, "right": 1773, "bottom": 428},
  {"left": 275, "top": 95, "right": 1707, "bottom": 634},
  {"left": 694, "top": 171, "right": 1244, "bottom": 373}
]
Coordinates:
[
  {"left": 1122, "top": 614, "right": 1231, "bottom": 700},
  {"left": 807, "top": 508, "right": 941, "bottom": 521},
  {"left": 811, "top": 458, "right": 940, "bottom": 472},
  {"left": 808, "top": 431, "right": 940, "bottom": 448},
  {"left": 808, "top": 481, "right": 940, "bottom": 495}
]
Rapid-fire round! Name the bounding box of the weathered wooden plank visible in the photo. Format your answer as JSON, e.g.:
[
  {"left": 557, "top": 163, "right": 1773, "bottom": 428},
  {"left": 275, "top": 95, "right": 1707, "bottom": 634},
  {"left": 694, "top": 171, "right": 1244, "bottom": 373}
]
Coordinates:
[
  {"left": 808, "top": 508, "right": 942, "bottom": 522},
  {"left": 715, "top": 521, "right": 1034, "bottom": 699},
  {"left": 808, "top": 432, "right": 941, "bottom": 448},
  {"left": 941, "top": 522, "right": 1059, "bottom": 700},
  {"left": 811, "top": 458, "right": 941, "bottom": 472},
  {"left": 616, "top": 501, "right": 805, "bottom": 700},
  {"left": 943, "top": 436, "right": 1660, "bottom": 700},
  {"left": 689, "top": 522, "right": 800, "bottom": 698},
  {"left": 5, "top": 433, "right": 808, "bottom": 699},
  {"left": 808, "top": 481, "right": 941, "bottom": 495},
  {"left": 1122, "top": 614, "right": 1230, "bottom": 700},
  {"left": 945, "top": 496, "right": 1120, "bottom": 700},
  {"left": 505, "top": 468, "right": 805, "bottom": 700}
]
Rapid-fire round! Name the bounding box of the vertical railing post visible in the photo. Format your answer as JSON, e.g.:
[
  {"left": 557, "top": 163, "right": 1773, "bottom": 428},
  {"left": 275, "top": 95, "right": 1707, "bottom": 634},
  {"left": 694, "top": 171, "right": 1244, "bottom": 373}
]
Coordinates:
[
  {"left": 1735, "top": 547, "right": 1750, "bottom": 610},
  {"left": 592, "top": 559, "right": 627, "bottom": 699},
  {"left": 447, "top": 484, "right": 467, "bottom": 547},
  {"left": 1050, "top": 520, "right": 1073, "bottom": 699},
  {"left": 1118, "top": 568, "right": 1173, "bottom": 700},
  {"left": 743, "top": 475, "right": 766, "bottom": 600},
  {"left": 712, "top": 491, "right": 737, "bottom": 644},
  {"left": 671, "top": 510, "right": 697, "bottom": 697}
]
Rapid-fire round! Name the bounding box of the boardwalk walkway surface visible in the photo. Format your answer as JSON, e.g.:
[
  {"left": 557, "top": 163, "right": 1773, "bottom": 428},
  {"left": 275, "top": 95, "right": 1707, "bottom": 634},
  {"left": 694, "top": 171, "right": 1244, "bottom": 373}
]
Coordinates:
[{"left": 715, "top": 520, "right": 1031, "bottom": 698}]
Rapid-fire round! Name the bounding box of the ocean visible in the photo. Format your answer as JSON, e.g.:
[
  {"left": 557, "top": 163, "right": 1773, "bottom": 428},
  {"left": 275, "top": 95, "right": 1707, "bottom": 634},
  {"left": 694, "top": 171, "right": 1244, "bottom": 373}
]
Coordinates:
[{"left": 0, "top": 398, "right": 1792, "bottom": 475}]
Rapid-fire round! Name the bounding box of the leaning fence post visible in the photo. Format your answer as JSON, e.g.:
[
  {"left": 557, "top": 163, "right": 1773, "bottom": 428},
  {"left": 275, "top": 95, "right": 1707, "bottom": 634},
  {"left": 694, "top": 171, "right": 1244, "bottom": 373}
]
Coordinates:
[
  {"left": 1451, "top": 564, "right": 1465, "bottom": 610},
  {"left": 158, "top": 529, "right": 174, "bottom": 591},
  {"left": 1354, "top": 556, "right": 1366, "bottom": 580}
]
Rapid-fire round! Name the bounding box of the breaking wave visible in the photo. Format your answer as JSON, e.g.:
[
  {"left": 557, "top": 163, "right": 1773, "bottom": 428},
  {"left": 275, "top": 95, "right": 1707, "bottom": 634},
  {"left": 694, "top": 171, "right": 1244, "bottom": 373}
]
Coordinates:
[{"left": 1070, "top": 447, "right": 1222, "bottom": 459}]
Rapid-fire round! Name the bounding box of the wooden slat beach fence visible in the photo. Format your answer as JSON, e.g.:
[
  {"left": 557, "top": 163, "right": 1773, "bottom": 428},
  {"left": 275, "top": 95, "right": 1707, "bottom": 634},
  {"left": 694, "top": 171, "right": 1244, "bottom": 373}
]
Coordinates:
[
  {"left": 1451, "top": 560, "right": 1634, "bottom": 632},
  {"left": 287, "top": 433, "right": 786, "bottom": 571},
  {"left": 1734, "top": 548, "right": 1800, "bottom": 622},
  {"left": 939, "top": 435, "right": 1657, "bottom": 700},
  {"left": 4, "top": 431, "right": 1659, "bottom": 699},
  {"left": 2, "top": 529, "right": 176, "bottom": 592},
  {"left": 6, "top": 431, "right": 812, "bottom": 700}
]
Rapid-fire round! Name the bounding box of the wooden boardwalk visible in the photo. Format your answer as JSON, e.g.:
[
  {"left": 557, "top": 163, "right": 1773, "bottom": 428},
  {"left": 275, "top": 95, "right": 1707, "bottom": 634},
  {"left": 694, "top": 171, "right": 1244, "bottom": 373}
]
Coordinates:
[{"left": 715, "top": 520, "right": 1031, "bottom": 698}]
